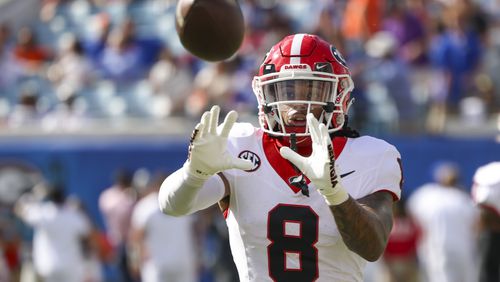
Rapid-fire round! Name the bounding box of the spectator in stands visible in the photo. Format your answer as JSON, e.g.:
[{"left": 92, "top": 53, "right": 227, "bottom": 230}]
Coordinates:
[
  {"left": 41, "top": 94, "right": 87, "bottom": 132},
  {"left": 97, "top": 17, "right": 161, "bottom": 85},
  {"left": 311, "top": 5, "right": 345, "bottom": 54},
  {"left": 97, "top": 26, "right": 145, "bottom": 84},
  {"left": 341, "top": 0, "right": 383, "bottom": 57},
  {"left": 7, "top": 82, "right": 43, "bottom": 129},
  {"left": 40, "top": 0, "right": 65, "bottom": 23},
  {"left": 363, "top": 31, "right": 418, "bottom": 133},
  {"left": 187, "top": 60, "right": 241, "bottom": 118},
  {"left": 478, "top": 17, "right": 500, "bottom": 116},
  {"left": 381, "top": 1, "right": 431, "bottom": 123},
  {"left": 82, "top": 13, "right": 112, "bottom": 64},
  {"left": 408, "top": 161, "right": 480, "bottom": 282},
  {"left": 47, "top": 32, "right": 94, "bottom": 102},
  {"left": 12, "top": 26, "right": 53, "bottom": 71},
  {"left": 148, "top": 47, "right": 192, "bottom": 117},
  {"left": 91, "top": 0, "right": 134, "bottom": 8},
  {"left": 14, "top": 185, "right": 91, "bottom": 282},
  {"left": 427, "top": 3, "right": 483, "bottom": 133},
  {"left": 130, "top": 172, "right": 197, "bottom": 282},
  {"left": 2, "top": 0, "right": 500, "bottom": 135},
  {"left": 471, "top": 161, "right": 500, "bottom": 282},
  {"left": 0, "top": 23, "right": 23, "bottom": 106},
  {"left": 98, "top": 168, "right": 136, "bottom": 282},
  {"left": 122, "top": 17, "right": 163, "bottom": 69},
  {"left": 382, "top": 1, "right": 427, "bottom": 66}
]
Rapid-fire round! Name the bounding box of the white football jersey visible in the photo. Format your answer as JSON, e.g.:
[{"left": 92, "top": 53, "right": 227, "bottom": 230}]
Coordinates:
[
  {"left": 205, "top": 123, "right": 402, "bottom": 282},
  {"left": 472, "top": 162, "right": 500, "bottom": 214}
]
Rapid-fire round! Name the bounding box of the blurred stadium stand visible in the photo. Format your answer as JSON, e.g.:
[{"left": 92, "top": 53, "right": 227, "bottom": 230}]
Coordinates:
[{"left": 0, "top": 0, "right": 498, "bottom": 137}]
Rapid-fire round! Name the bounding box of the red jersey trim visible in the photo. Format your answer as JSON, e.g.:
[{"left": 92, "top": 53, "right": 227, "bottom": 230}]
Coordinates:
[{"left": 262, "top": 134, "right": 347, "bottom": 193}]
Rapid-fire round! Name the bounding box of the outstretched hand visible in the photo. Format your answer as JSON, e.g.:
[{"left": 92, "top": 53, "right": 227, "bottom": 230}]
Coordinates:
[
  {"left": 185, "top": 105, "right": 253, "bottom": 180},
  {"left": 280, "top": 114, "right": 349, "bottom": 205}
]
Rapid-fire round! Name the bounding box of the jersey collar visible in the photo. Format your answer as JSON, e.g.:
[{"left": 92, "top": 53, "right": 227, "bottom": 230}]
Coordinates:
[{"left": 262, "top": 134, "right": 348, "bottom": 194}]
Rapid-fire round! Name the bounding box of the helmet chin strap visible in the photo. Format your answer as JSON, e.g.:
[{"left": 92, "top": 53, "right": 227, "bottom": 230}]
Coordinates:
[
  {"left": 289, "top": 133, "right": 310, "bottom": 197},
  {"left": 290, "top": 133, "right": 298, "bottom": 152}
]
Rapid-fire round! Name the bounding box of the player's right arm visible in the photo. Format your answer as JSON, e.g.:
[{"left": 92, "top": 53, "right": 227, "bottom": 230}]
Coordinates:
[{"left": 158, "top": 105, "right": 252, "bottom": 216}]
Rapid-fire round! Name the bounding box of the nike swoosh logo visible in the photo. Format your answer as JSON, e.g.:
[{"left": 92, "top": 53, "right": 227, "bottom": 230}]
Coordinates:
[
  {"left": 317, "top": 64, "right": 328, "bottom": 70},
  {"left": 340, "top": 170, "right": 355, "bottom": 178}
]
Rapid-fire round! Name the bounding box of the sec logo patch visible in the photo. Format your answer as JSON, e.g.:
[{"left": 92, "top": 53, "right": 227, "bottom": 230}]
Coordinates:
[{"left": 238, "top": 150, "right": 261, "bottom": 172}]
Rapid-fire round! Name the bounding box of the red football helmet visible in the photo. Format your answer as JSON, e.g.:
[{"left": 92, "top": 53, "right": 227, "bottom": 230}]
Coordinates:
[{"left": 252, "top": 33, "right": 354, "bottom": 137}]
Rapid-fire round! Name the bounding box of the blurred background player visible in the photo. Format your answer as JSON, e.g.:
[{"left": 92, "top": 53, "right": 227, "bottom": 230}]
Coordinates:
[
  {"left": 380, "top": 199, "right": 420, "bottom": 282},
  {"left": 98, "top": 168, "right": 136, "bottom": 282},
  {"left": 129, "top": 172, "right": 197, "bottom": 282},
  {"left": 471, "top": 161, "right": 500, "bottom": 282},
  {"left": 407, "top": 162, "right": 480, "bottom": 282},
  {"left": 14, "top": 184, "right": 91, "bottom": 282},
  {"left": 159, "top": 33, "right": 403, "bottom": 282}
]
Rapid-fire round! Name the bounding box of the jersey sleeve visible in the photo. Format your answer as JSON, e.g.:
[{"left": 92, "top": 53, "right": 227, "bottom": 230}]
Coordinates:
[
  {"left": 472, "top": 181, "right": 500, "bottom": 215},
  {"left": 471, "top": 162, "right": 500, "bottom": 214},
  {"left": 158, "top": 167, "right": 226, "bottom": 216},
  {"left": 159, "top": 123, "right": 255, "bottom": 216},
  {"left": 350, "top": 142, "right": 402, "bottom": 201},
  {"left": 472, "top": 185, "right": 500, "bottom": 214},
  {"left": 372, "top": 146, "right": 403, "bottom": 200},
  {"left": 192, "top": 175, "right": 226, "bottom": 210}
]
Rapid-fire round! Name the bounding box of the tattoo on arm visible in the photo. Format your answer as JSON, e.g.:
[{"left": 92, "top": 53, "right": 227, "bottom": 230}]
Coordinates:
[{"left": 329, "top": 191, "right": 394, "bottom": 261}]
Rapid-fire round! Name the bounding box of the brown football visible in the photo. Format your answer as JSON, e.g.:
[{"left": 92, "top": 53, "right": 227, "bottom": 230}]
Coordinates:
[{"left": 175, "top": 0, "right": 245, "bottom": 62}]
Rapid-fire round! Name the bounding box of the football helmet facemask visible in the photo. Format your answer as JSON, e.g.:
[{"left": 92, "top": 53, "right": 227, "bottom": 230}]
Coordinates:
[{"left": 252, "top": 33, "right": 354, "bottom": 137}]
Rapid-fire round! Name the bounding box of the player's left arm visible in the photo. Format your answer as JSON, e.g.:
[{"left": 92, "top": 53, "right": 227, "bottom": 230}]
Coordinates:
[
  {"left": 329, "top": 191, "right": 394, "bottom": 261},
  {"left": 330, "top": 147, "right": 400, "bottom": 261},
  {"left": 280, "top": 114, "right": 400, "bottom": 261}
]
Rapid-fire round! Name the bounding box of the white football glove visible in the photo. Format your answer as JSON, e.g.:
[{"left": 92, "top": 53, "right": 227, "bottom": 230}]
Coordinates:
[
  {"left": 184, "top": 105, "right": 253, "bottom": 181},
  {"left": 280, "top": 114, "right": 349, "bottom": 206}
]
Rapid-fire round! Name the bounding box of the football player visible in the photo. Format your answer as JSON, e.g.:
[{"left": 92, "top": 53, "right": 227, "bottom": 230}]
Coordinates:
[
  {"left": 159, "top": 34, "right": 403, "bottom": 282},
  {"left": 471, "top": 162, "right": 500, "bottom": 282}
]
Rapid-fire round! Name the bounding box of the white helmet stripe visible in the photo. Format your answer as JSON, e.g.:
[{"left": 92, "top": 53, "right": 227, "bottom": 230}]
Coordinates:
[{"left": 289, "top": 34, "right": 305, "bottom": 65}]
